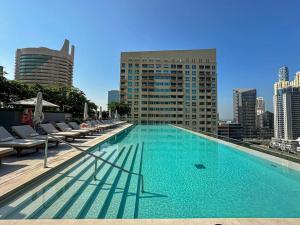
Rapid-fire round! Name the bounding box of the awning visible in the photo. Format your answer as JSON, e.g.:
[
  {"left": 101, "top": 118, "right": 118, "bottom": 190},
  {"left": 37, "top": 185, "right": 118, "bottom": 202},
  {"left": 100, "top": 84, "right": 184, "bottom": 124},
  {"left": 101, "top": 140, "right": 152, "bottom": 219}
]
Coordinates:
[{"left": 10, "top": 98, "right": 59, "bottom": 108}]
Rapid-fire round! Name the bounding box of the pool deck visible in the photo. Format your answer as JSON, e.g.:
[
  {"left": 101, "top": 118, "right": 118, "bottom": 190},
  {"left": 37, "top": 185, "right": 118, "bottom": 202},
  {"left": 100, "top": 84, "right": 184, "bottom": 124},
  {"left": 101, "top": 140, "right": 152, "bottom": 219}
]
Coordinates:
[
  {"left": 0, "top": 218, "right": 300, "bottom": 225},
  {"left": 0, "top": 123, "right": 132, "bottom": 201}
]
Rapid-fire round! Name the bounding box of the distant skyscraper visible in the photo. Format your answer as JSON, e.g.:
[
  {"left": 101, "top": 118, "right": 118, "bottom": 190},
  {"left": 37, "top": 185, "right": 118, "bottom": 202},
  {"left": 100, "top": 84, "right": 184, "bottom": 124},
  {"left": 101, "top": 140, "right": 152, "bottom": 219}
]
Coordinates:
[
  {"left": 15, "top": 39, "right": 74, "bottom": 86},
  {"left": 0, "top": 66, "right": 3, "bottom": 77},
  {"left": 218, "top": 122, "right": 243, "bottom": 140},
  {"left": 278, "top": 66, "right": 289, "bottom": 82},
  {"left": 108, "top": 90, "right": 120, "bottom": 104},
  {"left": 274, "top": 71, "right": 300, "bottom": 140},
  {"left": 120, "top": 49, "right": 218, "bottom": 133},
  {"left": 256, "top": 97, "right": 265, "bottom": 115},
  {"left": 233, "top": 88, "right": 257, "bottom": 138},
  {"left": 256, "top": 111, "right": 274, "bottom": 139}
]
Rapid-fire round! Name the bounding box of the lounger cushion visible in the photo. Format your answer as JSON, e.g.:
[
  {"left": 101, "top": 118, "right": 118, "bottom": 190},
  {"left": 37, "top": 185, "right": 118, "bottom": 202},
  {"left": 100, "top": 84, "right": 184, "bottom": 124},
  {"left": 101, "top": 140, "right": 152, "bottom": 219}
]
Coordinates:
[
  {"left": 0, "top": 137, "right": 14, "bottom": 142},
  {"left": 0, "top": 147, "right": 13, "bottom": 155},
  {"left": 51, "top": 132, "right": 81, "bottom": 137},
  {"left": 0, "top": 139, "right": 45, "bottom": 147}
]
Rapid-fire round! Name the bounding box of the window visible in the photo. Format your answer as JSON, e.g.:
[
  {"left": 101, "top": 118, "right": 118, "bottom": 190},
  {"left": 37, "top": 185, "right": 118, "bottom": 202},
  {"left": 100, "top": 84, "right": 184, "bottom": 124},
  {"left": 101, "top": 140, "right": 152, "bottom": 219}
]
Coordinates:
[
  {"left": 185, "top": 65, "right": 190, "bottom": 69},
  {"left": 192, "top": 65, "right": 196, "bottom": 70}
]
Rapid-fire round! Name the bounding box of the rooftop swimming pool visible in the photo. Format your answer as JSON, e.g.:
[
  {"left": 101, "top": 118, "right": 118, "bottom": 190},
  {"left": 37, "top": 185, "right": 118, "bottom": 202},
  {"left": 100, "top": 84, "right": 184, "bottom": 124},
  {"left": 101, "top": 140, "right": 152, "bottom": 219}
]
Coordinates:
[{"left": 1, "top": 125, "right": 300, "bottom": 219}]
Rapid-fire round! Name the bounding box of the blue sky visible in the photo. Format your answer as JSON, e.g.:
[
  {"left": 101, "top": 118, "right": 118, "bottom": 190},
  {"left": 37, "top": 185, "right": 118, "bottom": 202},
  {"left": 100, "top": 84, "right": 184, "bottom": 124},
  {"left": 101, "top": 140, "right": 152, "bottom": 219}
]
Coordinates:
[{"left": 1, "top": 0, "right": 300, "bottom": 119}]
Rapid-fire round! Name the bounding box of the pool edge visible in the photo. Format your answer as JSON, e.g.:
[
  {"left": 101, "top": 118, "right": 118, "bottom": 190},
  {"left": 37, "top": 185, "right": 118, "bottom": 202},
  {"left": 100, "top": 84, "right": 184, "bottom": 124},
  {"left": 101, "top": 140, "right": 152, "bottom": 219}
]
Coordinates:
[
  {"left": 0, "top": 218, "right": 300, "bottom": 225},
  {"left": 171, "top": 125, "right": 300, "bottom": 172}
]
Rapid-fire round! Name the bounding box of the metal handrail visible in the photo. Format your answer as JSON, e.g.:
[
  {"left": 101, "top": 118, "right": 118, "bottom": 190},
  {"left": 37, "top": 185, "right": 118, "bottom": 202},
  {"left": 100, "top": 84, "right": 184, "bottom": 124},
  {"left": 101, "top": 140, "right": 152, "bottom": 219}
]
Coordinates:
[{"left": 43, "top": 134, "right": 145, "bottom": 193}]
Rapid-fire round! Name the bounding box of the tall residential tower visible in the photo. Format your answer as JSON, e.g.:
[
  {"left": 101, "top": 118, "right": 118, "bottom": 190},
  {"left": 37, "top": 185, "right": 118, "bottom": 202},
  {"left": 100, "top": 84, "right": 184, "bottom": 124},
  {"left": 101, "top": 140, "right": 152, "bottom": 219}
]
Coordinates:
[
  {"left": 108, "top": 90, "right": 120, "bottom": 104},
  {"left": 120, "top": 49, "right": 217, "bottom": 133},
  {"left": 15, "top": 39, "right": 74, "bottom": 86},
  {"left": 274, "top": 68, "right": 300, "bottom": 140},
  {"left": 256, "top": 97, "right": 265, "bottom": 116},
  {"left": 233, "top": 88, "right": 257, "bottom": 138}
]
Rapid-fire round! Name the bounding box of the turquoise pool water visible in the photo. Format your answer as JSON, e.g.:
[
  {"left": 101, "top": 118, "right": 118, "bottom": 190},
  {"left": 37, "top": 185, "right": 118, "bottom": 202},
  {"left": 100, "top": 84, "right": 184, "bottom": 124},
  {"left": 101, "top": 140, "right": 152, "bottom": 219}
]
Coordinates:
[{"left": 1, "top": 125, "right": 300, "bottom": 219}]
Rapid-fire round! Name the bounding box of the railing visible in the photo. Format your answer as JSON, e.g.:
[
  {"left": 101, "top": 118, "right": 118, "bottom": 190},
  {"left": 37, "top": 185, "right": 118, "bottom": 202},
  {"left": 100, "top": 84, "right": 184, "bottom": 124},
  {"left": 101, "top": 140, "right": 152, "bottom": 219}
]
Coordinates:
[{"left": 43, "top": 134, "right": 145, "bottom": 193}]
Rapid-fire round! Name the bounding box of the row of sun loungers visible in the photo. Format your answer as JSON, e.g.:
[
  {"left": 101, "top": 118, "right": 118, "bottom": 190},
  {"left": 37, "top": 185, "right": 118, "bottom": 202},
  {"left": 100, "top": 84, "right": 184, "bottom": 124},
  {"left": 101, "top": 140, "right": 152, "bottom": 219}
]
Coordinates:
[{"left": 0, "top": 120, "right": 126, "bottom": 161}]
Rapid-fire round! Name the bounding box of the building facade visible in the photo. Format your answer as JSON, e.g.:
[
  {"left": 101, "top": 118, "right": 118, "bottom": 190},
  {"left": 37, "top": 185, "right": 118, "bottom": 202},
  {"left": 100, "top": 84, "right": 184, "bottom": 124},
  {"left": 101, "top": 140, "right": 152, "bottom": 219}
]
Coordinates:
[
  {"left": 278, "top": 66, "right": 289, "bottom": 82},
  {"left": 15, "top": 39, "right": 74, "bottom": 86},
  {"left": 108, "top": 90, "right": 120, "bottom": 104},
  {"left": 256, "top": 97, "right": 265, "bottom": 116},
  {"left": 120, "top": 49, "right": 217, "bottom": 133},
  {"left": 233, "top": 88, "right": 257, "bottom": 138},
  {"left": 0, "top": 66, "right": 3, "bottom": 77},
  {"left": 274, "top": 70, "right": 300, "bottom": 140},
  {"left": 218, "top": 122, "right": 243, "bottom": 140},
  {"left": 256, "top": 111, "right": 274, "bottom": 139}
]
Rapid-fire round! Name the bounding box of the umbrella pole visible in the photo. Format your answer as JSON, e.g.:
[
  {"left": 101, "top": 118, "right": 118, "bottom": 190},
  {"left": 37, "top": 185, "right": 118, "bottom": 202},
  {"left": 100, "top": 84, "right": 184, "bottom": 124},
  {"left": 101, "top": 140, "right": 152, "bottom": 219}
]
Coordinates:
[{"left": 44, "top": 135, "right": 48, "bottom": 168}]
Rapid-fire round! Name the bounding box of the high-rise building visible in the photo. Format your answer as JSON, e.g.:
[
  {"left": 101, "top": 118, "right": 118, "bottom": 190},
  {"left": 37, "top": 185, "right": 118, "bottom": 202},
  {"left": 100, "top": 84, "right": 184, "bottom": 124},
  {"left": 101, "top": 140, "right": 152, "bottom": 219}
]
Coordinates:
[
  {"left": 256, "top": 97, "right": 265, "bottom": 115},
  {"left": 120, "top": 49, "right": 217, "bottom": 133},
  {"left": 0, "top": 66, "right": 4, "bottom": 77},
  {"left": 274, "top": 70, "right": 300, "bottom": 140},
  {"left": 108, "top": 90, "right": 120, "bottom": 104},
  {"left": 278, "top": 66, "right": 289, "bottom": 82},
  {"left": 218, "top": 122, "right": 243, "bottom": 140},
  {"left": 233, "top": 88, "right": 257, "bottom": 138},
  {"left": 15, "top": 39, "right": 74, "bottom": 86},
  {"left": 256, "top": 111, "right": 274, "bottom": 139},
  {"left": 0, "top": 66, "right": 8, "bottom": 77}
]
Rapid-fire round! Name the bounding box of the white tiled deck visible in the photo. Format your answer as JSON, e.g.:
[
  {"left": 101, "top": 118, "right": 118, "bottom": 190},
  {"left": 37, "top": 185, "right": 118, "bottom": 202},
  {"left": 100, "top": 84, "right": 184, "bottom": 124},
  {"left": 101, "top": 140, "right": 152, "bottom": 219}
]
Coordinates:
[{"left": 0, "top": 123, "right": 132, "bottom": 199}]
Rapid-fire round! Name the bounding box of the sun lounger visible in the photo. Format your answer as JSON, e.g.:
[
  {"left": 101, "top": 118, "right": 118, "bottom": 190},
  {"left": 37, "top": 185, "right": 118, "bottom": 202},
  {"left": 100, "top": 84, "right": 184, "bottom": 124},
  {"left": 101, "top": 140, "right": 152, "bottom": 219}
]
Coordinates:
[
  {"left": 87, "top": 120, "right": 110, "bottom": 130},
  {"left": 40, "top": 123, "right": 81, "bottom": 141},
  {"left": 56, "top": 122, "right": 90, "bottom": 136},
  {"left": 0, "top": 147, "right": 13, "bottom": 166},
  {"left": 68, "top": 122, "right": 98, "bottom": 133},
  {"left": 11, "top": 125, "right": 64, "bottom": 146},
  {"left": 91, "top": 120, "right": 114, "bottom": 129},
  {"left": 0, "top": 127, "right": 45, "bottom": 157}
]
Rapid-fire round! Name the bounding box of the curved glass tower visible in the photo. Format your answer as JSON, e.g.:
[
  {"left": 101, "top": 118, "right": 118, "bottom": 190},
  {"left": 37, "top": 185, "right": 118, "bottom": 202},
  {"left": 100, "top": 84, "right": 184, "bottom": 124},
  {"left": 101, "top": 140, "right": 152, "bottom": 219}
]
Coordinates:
[{"left": 15, "top": 39, "right": 74, "bottom": 86}]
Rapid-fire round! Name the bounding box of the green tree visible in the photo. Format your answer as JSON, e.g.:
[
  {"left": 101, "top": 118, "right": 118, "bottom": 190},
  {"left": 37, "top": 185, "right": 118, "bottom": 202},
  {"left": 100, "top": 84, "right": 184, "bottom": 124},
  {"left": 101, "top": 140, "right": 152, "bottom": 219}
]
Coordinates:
[
  {"left": 0, "top": 77, "right": 98, "bottom": 121},
  {"left": 108, "top": 102, "right": 130, "bottom": 116}
]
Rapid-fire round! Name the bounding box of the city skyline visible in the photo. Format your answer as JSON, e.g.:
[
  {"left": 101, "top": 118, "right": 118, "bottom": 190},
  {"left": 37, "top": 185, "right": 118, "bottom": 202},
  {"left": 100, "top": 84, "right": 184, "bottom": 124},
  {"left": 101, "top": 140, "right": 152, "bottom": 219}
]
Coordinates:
[{"left": 1, "top": 0, "right": 300, "bottom": 119}]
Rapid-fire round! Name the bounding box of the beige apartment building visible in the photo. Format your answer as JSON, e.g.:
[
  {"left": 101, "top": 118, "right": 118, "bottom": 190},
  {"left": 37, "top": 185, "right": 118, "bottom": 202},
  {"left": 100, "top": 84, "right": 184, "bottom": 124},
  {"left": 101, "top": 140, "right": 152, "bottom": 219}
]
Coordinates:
[
  {"left": 15, "top": 39, "right": 74, "bottom": 86},
  {"left": 120, "top": 49, "right": 217, "bottom": 133}
]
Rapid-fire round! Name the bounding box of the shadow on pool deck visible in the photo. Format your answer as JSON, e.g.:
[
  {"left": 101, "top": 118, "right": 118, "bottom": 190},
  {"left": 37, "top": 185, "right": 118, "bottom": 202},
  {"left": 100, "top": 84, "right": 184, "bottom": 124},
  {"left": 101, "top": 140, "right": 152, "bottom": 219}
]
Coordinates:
[{"left": 0, "top": 131, "right": 111, "bottom": 185}]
